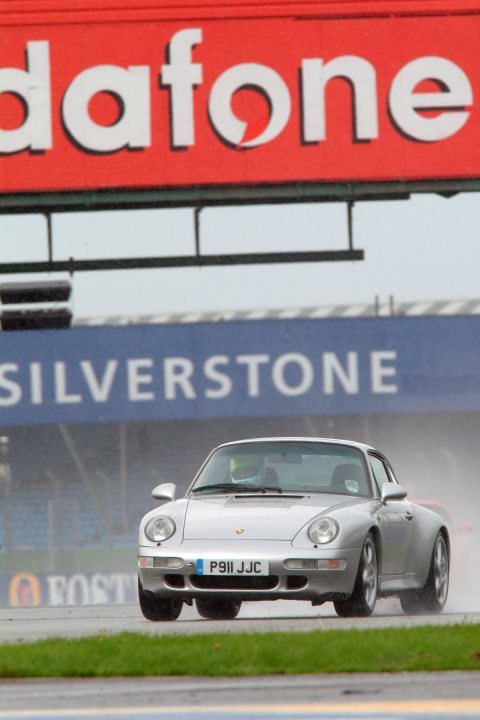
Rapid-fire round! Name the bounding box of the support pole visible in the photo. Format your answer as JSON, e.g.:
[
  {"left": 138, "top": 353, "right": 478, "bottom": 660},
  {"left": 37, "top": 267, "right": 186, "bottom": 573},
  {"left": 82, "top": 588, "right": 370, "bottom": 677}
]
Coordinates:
[
  {"left": 347, "top": 201, "right": 354, "bottom": 252},
  {"left": 119, "top": 423, "right": 129, "bottom": 533},
  {"left": 194, "top": 207, "right": 202, "bottom": 258},
  {"left": 59, "top": 424, "right": 103, "bottom": 519},
  {"left": 45, "top": 213, "right": 53, "bottom": 266}
]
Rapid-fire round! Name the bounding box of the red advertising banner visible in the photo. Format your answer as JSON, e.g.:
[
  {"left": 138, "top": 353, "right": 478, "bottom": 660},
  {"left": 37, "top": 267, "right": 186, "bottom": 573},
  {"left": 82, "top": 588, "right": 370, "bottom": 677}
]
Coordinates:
[{"left": 1, "top": 5, "right": 480, "bottom": 193}]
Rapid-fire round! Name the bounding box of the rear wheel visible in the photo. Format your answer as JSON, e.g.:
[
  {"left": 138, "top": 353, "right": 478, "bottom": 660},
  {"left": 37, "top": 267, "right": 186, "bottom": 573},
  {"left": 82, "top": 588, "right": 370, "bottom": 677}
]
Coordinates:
[
  {"left": 400, "top": 532, "right": 449, "bottom": 615},
  {"left": 196, "top": 597, "right": 242, "bottom": 620},
  {"left": 334, "top": 533, "right": 378, "bottom": 617},
  {"left": 138, "top": 578, "right": 183, "bottom": 621}
]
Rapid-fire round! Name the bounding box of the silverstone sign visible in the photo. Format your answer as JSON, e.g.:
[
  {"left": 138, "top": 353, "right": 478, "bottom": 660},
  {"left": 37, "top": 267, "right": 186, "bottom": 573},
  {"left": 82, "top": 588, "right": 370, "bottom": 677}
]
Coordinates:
[
  {"left": 0, "top": 316, "right": 479, "bottom": 426},
  {"left": 1, "top": 12, "right": 480, "bottom": 192}
]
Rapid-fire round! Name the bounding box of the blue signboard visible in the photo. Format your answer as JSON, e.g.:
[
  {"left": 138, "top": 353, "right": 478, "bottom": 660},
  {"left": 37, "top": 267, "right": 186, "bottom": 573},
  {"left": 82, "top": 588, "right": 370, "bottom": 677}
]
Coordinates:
[
  {"left": 0, "top": 316, "right": 479, "bottom": 426},
  {"left": 0, "top": 570, "right": 137, "bottom": 608}
]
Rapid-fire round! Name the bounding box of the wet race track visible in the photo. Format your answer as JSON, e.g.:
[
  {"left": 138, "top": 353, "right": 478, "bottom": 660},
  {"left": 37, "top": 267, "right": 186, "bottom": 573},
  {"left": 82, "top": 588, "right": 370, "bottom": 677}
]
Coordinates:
[
  {"left": 1, "top": 600, "right": 480, "bottom": 719},
  {"left": 1, "top": 673, "right": 480, "bottom": 720},
  {"left": 1, "top": 597, "right": 480, "bottom": 643}
]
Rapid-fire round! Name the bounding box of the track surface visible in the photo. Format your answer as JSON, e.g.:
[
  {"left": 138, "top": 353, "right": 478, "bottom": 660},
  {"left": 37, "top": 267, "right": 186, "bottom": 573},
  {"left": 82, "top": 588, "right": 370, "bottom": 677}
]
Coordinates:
[
  {"left": 1, "top": 601, "right": 479, "bottom": 719},
  {"left": 4, "top": 671, "right": 480, "bottom": 708},
  {"left": 1, "top": 672, "right": 480, "bottom": 718},
  {"left": 1, "top": 598, "right": 480, "bottom": 643}
]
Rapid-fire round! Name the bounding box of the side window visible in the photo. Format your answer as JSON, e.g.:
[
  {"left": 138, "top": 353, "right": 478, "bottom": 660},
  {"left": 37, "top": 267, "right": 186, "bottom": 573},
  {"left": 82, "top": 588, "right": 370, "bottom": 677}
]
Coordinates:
[{"left": 369, "top": 455, "right": 391, "bottom": 494}]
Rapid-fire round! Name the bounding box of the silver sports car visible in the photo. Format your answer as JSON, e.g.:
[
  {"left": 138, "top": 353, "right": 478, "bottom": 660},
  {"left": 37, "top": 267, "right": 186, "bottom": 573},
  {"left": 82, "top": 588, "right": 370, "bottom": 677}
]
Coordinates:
[{"left": 138, "top": 437, "right": 450, "bottom": 621}]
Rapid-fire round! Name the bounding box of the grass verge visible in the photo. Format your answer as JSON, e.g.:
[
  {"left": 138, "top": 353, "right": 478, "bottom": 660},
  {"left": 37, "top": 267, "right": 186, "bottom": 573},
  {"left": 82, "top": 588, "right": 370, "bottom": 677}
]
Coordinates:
[{"left": 1, "top": 625, "right": 480, "bottom": 677}]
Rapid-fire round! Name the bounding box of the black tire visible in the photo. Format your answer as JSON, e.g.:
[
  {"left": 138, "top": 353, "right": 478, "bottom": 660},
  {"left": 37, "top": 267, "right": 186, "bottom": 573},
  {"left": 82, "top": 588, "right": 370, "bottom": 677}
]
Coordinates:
[
  {"left": 334, "top": 533, "right": 378, "bottom": 617},
  {"left": 196, "top": 597, "right": 242, "bottom": 620},
  {"left": 400, "top": 532, "right": 449, "bottom": 615},
  {"left": 138, "top": 578, "right": 183, "bottom": 621}
]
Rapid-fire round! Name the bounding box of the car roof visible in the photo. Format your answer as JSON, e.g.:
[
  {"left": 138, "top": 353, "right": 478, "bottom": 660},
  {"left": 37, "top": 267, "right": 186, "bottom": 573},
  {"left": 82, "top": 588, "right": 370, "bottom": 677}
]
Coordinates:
[{"left": 213, "top": 437, "right": 376, "bottom": 453}]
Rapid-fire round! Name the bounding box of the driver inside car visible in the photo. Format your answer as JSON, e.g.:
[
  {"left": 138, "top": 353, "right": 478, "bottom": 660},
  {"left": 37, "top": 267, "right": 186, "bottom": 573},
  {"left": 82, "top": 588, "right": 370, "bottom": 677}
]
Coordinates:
[{"left": 229, "top": 455, "right": 265, "bottom": 485}]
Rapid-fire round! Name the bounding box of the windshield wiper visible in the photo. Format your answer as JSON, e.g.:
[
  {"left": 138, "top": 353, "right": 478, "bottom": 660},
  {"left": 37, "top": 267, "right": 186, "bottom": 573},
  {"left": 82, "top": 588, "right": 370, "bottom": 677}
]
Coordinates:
[
  {"left": 191, "top": 483, "right": 250, "bottom": 494},
  {"left": 250, "top": 486, "right": 283, "bottom": 494},
  {"left": 191, "top": 483, "right": 282, "bottom": 494}
]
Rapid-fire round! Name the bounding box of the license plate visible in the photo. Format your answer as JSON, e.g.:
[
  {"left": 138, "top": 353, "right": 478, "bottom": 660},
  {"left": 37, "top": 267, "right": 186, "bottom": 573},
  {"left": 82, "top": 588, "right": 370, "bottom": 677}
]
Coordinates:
[{"left": 197, "top": 559, "right": 269, "bottom": 576}]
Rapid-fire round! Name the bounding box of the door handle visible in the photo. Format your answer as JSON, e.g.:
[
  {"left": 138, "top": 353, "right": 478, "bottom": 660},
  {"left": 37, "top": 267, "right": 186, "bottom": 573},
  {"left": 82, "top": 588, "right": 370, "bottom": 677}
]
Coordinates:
[{"left": 405, "top": 512, "right": 414, "bottom": 521}]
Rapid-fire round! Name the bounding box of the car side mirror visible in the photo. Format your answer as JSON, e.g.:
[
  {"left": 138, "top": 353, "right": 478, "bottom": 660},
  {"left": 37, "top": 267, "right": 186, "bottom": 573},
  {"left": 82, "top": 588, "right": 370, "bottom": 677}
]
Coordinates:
[
  {"left": 152, "top": 482, "right": 176, "bottom": 502},
  {"left": 381, "top": 482, "right": 407, "bottom": 503}
]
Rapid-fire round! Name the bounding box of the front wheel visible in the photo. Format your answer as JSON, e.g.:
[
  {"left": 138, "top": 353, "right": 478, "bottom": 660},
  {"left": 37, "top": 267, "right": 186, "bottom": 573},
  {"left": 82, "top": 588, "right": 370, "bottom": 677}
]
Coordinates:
[
  {"left": 400, "top": 533, "right": 449, "bottom": 615},
  {"left": 196, "top": 597, "right": 242, "bottom": 620},
  {"left": 334, "top": 533, "right": 378, "bottom": 617},
  {"left": 138, "top": 578, "right": 183, "bottom": 621}
]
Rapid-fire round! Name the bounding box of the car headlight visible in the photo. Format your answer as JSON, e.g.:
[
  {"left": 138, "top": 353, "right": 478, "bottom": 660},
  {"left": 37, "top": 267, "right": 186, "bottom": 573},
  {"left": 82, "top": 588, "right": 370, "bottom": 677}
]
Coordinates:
[
  {"left": 145, "top": 516, "right": 176, "bottom": 542},
  {"left": 308, "top": 517, "right": 339, "bottom": 544}
]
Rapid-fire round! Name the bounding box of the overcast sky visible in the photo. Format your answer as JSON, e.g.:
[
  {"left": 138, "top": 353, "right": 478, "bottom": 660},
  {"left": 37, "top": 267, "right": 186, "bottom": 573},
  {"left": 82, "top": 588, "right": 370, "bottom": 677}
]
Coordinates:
[{"left": 1, "top": 190, "right": 478, "bottom": 320}]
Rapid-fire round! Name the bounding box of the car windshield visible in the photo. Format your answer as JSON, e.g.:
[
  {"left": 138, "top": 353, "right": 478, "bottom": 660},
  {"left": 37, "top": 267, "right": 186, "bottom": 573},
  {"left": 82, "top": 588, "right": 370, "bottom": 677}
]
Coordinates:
[{"left": 190, "top": 441, "right": 372, "bottom": 497}]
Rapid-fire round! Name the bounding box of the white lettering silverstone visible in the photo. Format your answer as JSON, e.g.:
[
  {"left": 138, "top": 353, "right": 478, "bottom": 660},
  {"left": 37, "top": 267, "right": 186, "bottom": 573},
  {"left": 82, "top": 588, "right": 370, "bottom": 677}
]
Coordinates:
[
  {"left": 0, "top": 351, "right": 398, "bottom": 407},
  {"left": 0, "top": 29, "right": 472, "bottom": 153}
]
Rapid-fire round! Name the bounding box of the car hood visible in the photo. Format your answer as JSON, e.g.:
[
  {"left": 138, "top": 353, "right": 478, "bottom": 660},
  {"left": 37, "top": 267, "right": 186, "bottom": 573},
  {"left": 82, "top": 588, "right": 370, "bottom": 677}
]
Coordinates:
[{"left": 183, "top": 493, "right": 361, "bottom": 541}]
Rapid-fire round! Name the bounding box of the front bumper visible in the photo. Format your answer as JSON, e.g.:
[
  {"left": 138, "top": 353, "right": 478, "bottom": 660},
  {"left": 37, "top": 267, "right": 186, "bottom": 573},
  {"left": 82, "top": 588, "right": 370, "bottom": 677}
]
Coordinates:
[{"left": 138, "top": 539, "right": 361, "bottom": 603}]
